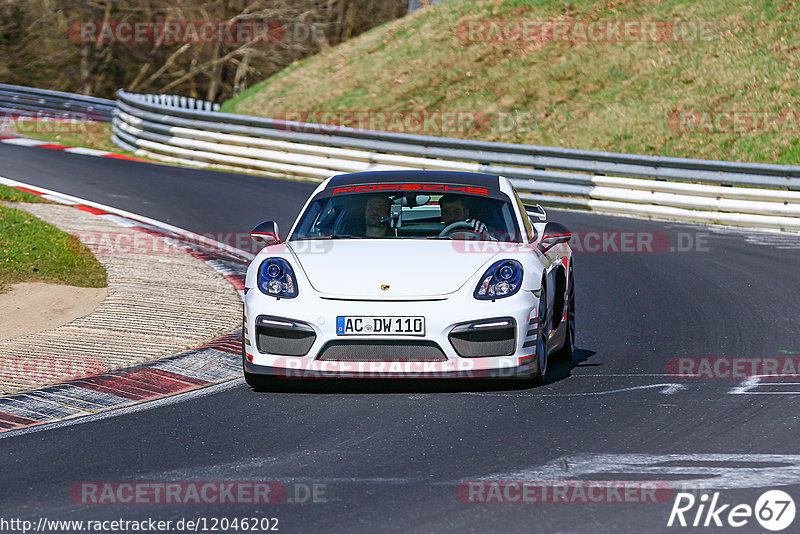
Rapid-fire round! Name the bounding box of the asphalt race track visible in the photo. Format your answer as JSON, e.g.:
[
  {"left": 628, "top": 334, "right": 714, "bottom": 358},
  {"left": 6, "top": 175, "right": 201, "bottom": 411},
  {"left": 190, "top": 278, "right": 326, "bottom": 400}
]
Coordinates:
[{"left": 2, "top": 143, "right": 800, "bottom": 533}]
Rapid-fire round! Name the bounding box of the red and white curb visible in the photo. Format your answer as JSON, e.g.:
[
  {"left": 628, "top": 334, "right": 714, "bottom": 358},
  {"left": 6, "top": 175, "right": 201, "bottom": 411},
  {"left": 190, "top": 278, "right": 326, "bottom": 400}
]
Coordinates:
[
  {"left": 0, "top": 131, "right": 148, "bottom": 162},
  {"left": 0, "top": 176, "right": 255, "bottom": 436},
  {"left": 0, "top": 336, "right": 243, "bottom": 433}
]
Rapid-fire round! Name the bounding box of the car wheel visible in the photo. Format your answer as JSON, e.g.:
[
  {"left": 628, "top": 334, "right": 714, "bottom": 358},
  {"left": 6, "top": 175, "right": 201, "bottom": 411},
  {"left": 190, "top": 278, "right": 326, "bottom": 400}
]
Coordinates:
[
  {"left": 533, "top": 281, "right": 550, "bottom": 385},
  {"left": 554, "top": 264, "right": 575, "bottom": 362}
]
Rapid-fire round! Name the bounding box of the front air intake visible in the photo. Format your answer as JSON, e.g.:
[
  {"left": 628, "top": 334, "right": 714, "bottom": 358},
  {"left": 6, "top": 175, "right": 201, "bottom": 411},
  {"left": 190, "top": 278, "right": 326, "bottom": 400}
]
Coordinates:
[
  {"left": 255, "top": 316, "right": 316, "bottom": 356},
  {"left": 316, "top": 340, "right": 447, "bottom": 362},
  {"left": 448, "top": 318, "right": 516, "bottom": 358}
]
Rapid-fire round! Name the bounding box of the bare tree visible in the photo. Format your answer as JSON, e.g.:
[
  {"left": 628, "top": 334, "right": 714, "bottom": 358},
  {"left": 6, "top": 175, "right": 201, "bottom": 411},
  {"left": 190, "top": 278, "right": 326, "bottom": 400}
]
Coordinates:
[{"left": 0, "top": 0, "right": 408, "bottom": 101}]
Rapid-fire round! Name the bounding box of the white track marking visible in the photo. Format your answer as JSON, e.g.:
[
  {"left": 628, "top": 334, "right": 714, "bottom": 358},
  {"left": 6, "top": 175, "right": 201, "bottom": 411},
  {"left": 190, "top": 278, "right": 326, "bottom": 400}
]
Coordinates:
[
  {"left": 475, "top": 453, "right": 800, "bottom": 490},
  {"left": 570, "top": 373, "right": 700, "bottom": 377},
  {"left": 63, "top": 453, "right": 800, "bottom": 489},
  {"left": 462, "top": 383, "right": 687, "bottom": 396},
  {"left": 729, "top": 375, "right": 800, "bottom": 395}
]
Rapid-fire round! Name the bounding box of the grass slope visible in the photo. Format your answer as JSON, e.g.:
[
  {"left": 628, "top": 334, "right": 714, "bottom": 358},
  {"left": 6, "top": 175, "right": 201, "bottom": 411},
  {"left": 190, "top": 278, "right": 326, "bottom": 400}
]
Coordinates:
[
  {"left": 0, "top": 185, "right": 107, "bottom": 293},
  {"left": 222, "top": 0, "right": 800, "bottom": 165}
]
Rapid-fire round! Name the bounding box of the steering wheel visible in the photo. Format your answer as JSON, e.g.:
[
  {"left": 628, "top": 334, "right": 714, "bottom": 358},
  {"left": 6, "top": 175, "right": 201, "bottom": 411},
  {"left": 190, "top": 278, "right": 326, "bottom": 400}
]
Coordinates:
[{"left": 439, "top": 221, "right": 483, "bottom": 238}]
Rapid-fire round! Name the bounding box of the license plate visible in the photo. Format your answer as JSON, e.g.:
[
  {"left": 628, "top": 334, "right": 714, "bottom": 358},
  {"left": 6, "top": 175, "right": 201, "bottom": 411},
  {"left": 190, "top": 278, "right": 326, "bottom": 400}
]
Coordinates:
[{"left": 336, "top": 316, "right": 425, "bottom": 336}]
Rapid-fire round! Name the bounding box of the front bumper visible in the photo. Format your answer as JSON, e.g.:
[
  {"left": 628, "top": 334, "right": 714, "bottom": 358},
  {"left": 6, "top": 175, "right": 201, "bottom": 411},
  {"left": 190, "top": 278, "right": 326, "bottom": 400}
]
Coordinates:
[
  {"left": 243, "top": 288, "right": 540, "bottom": 379},
  {"left": 243, "top": 357, "right": 533, "bottom": 379}
]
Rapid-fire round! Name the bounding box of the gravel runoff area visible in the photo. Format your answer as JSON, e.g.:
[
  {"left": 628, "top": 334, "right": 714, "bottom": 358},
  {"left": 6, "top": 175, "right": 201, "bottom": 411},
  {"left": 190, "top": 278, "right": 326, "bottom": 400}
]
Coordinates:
[{"left": 0, "top": 202, "right": 242, "bottom": 395}]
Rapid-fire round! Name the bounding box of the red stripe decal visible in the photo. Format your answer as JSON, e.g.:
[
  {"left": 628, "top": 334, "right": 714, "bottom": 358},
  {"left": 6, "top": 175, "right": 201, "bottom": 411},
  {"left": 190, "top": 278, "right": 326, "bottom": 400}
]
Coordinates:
[{"left": 544, "top": 233, "right": 572, "bottom": 238}]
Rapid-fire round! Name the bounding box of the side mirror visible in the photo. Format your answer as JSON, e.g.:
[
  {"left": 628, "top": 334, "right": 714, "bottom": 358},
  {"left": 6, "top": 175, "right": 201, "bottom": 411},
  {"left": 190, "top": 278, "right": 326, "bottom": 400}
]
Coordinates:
[
  {"left": 251, "top": 220, "right": 281, "bottom": 245},
  {"left": 538, "top": 221, "right": 571, "bottom": 253}
]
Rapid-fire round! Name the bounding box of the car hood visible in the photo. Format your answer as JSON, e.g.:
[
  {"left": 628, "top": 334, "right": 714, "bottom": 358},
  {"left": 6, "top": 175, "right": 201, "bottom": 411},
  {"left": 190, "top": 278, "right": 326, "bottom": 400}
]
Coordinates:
[{"left": 288, "top": 239, "right": 517, "bottom": 299}]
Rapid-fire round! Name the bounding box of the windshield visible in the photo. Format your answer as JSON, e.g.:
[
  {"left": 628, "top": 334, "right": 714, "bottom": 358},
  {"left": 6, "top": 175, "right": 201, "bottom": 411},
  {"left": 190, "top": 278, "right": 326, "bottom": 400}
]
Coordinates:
[{"left": 290, "top": 187, "right": 521, "bottom": 242}]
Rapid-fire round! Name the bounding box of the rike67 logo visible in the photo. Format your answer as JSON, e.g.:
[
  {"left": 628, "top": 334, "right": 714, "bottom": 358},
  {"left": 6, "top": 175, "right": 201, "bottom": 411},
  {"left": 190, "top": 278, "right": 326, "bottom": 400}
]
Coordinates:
[{"left": 668, "top": 490, "right": 796, "bottom": 531}]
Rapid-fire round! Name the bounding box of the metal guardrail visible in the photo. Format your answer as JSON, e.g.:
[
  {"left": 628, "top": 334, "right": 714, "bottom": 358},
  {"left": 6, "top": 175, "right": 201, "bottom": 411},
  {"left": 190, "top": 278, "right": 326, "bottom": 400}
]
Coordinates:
[
  {"left": 126, "top": 93, "right": 220, "bottom": 112},
  {"left": 0, "top": 83, "right": 115, "bottom": 121},
  {"left": 112, "top": 89, "right": 800, "bottom": 231},
  {"left": 2, "top": 83, "right": 798, "bottom": 231}
]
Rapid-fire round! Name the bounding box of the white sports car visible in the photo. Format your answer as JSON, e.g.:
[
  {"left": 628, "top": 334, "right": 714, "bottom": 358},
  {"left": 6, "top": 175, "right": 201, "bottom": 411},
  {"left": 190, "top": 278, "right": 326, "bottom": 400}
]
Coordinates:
[{"left": 242, "top": 170, "right": 574, "bottom": 386}]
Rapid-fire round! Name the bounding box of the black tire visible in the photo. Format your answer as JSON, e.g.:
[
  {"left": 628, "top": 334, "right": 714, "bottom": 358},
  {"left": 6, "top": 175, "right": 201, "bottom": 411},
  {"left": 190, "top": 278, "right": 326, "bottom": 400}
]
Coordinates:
[
  {"left": 554, "top": 264, "right": 575, "bottom": 362},
  {"left": 243, "top": 359, "right": 278, "bottom": 391},
  {"left": 533, "top": 281, "right": 550, "bottom": 385}
]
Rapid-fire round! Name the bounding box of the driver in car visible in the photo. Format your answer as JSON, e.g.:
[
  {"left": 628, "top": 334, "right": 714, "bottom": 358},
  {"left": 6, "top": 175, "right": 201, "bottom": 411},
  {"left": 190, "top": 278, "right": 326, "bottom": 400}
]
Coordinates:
[
  {"left": 439, "top": 194, "right": 489, "bottom": 236},
  {"left": 364, "top": 194, "right": 393, "bottom": 237}
]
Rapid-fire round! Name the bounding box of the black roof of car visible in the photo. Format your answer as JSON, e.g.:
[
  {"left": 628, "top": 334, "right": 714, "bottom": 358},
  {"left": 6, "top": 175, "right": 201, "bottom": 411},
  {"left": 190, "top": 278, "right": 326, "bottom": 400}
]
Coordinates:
[{"left": 325, "top": 170, "right": 501, "bottom": 190}]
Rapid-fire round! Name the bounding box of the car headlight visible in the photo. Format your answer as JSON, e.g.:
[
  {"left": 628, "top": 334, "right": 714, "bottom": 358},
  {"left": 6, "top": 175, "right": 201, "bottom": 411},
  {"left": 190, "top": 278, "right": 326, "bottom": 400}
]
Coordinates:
[
  {"left": 474, "top": 259, "right": 523, "bottom": 300},
  {"left": 257, "top": 257, "right": 297, "bottom": 298}
]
